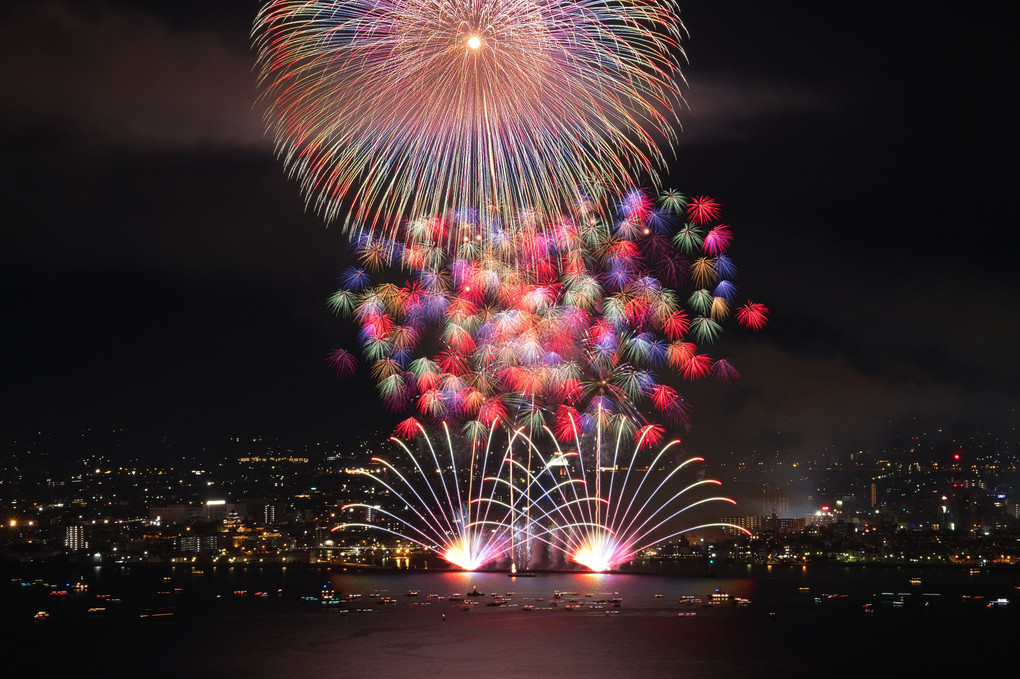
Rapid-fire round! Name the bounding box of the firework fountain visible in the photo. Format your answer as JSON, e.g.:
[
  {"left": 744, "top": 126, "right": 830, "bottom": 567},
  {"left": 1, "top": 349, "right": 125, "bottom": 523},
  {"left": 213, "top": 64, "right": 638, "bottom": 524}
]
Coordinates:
[
  {"left": 516, "top": 416, "right": 752, "bottom": 571},
  {"left": 334, "top": 421, "right": 514, "bottom": 570},
  {"left": 337, "top": 411, "right": 752, "bottom": 572},
  {"left": 333, "top": 421, "right": 597, "bottom": 571}
]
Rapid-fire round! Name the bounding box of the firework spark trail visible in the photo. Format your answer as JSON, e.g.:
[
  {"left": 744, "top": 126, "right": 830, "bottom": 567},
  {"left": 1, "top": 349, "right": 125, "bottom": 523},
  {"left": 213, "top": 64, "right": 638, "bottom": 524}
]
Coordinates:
[
  {"left": 329, "top": 190, "right": 768, "bottom": 441},
  {"left": 254, "top": 0, "right": 687, "bottom": 240},
  {"left": 479, "top": 433, "right": 610, "bottom": 568},
  {"left": 514, "top": 419, "right": 751, "bottom": 571},
  {"left": 334, "top": 421, "right": 547, "bottom": 570},
  {"left": 334, "top": 418, "right": 748, "bottom": 571}
]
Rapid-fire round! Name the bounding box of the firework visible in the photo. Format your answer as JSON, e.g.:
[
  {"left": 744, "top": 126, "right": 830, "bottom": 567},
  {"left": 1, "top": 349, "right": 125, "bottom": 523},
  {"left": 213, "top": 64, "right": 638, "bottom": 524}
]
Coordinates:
[
  {"left": 519, "top": 415, "right": 751, "bottom": 572},
  {"left": 334, "top": 421, "right": 523, "bottom": 570},
  {"left": 735, "top": 301, "right": 770, "bottom": 331},
  {"left": 329, "top": 190, "right": 766, "bottom": 440},
  {"left": 253, "top": 0, "right": 687, "bottom": 240},
  {"left": 334, "top": 416, "right": 747, "bottom": 572}
]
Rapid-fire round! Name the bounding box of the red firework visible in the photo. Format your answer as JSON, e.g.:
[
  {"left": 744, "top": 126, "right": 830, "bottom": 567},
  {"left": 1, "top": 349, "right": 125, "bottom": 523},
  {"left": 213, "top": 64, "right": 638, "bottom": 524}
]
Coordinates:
[{"left": 735, "top": 302, "right": 770, "bottom": 331}]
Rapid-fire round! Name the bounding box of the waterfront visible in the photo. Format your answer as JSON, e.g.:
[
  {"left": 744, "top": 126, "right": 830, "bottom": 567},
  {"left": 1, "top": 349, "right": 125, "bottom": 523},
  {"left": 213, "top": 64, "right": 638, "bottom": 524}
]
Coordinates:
[{"left": 3, "top": 564, "right": 1015, "bottom": 677}]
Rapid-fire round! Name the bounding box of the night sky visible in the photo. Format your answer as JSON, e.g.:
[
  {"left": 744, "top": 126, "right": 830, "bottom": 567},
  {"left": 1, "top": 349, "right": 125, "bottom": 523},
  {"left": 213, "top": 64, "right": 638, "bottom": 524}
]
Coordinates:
[{"left": 2, "top": 1, "right": 1016, "bottom": 461}]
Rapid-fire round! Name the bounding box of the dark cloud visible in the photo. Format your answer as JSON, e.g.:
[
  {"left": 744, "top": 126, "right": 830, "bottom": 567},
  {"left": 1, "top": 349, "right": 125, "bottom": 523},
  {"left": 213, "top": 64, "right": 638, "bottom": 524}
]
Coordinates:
[
  {"left": 680, "top": 73, "right": 834, "bottom": 146},
  {"left": 687, "top": 341, "right": 958, "bottom": 457},
  {"left": 0, "top": 0, "right": 264, "bottom": 150}
]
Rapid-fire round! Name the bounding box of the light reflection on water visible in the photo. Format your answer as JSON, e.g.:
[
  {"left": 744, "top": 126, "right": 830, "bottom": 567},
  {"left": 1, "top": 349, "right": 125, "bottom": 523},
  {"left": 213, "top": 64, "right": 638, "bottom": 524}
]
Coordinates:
[
  {"left": 327, "top": 570, "right": 758, "bottom": 608},
  {"left": 9, "top": 561, "right": 1018, "bottom": 603}
]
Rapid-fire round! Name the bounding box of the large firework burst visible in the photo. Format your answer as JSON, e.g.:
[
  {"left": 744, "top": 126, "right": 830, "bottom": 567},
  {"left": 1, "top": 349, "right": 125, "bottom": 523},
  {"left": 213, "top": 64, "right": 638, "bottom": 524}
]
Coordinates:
[{"left": 253, "top": 0, "right": 687, "bottom": 240}]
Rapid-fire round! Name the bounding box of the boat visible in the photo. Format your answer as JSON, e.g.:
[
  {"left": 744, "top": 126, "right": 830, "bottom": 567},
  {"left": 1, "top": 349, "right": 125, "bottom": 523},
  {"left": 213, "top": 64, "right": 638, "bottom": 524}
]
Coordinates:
[
  {"left": 139, "top": 607, "right": 176, "bottom": 621},
  {"left": 465, "top": 586, "right": 484, "bottom": 597},
  {"left": 508, "top": 563, "right": 537, "bottom": 577},
  {"left": 707, "top": 589, "right": 731, "bottom": 605},
  {"left": 405, "top": 590, "right": 420, "bottom": 597}
]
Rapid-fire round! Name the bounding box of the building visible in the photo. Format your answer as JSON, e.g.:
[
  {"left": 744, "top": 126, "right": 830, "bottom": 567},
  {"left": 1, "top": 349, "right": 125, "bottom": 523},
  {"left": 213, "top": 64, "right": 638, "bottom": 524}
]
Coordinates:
[{"left": 64, "top": 524, "right": 88, "bottom": 551}]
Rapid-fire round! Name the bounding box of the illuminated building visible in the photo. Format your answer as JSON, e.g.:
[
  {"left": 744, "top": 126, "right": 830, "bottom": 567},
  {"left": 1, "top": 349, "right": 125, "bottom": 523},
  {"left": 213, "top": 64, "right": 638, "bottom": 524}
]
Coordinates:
[{"left": 64, "top": 524, "right": 88, "bottom": 551}]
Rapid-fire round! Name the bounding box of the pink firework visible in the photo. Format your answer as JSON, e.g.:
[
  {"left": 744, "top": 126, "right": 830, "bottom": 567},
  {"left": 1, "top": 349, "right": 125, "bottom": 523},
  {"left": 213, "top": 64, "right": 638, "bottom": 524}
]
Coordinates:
[{"left": 326, "top": 348, "right": 358, "bottom": 377}]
